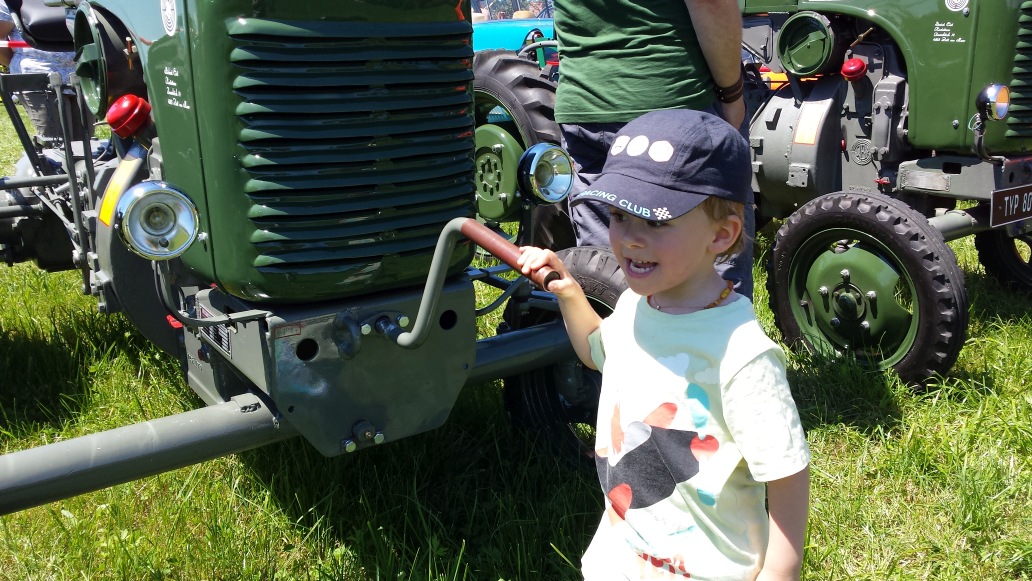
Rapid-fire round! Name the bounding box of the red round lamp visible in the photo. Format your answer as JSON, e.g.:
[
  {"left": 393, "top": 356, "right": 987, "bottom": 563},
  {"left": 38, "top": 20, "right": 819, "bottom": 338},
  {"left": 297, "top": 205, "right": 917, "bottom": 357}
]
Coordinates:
[
  {"left": 841, "top": 58, "right": 868, "bottom": 82},
  {"left": 106, "top": 95, "right": 153, "bottom": 139}
]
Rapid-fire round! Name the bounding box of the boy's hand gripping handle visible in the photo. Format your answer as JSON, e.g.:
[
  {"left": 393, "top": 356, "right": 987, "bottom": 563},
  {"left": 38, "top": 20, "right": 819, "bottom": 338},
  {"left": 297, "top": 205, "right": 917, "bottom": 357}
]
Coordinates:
[{"left": 459, "top": 218, "right": 561, "bottom": 289}]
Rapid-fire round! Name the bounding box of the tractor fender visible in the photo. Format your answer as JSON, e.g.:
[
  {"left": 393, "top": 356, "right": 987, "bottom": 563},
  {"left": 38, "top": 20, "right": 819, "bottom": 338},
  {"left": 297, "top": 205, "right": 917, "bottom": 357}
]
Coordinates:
[{"left": 750, "top": 76, "right": 844, "bottom": 221}]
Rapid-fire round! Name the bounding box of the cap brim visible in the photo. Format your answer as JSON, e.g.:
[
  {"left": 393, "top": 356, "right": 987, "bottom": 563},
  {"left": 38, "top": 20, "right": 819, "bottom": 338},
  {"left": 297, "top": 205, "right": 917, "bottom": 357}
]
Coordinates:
[{"left": 570, "top": 170, "right": 709, "bottom": 222}]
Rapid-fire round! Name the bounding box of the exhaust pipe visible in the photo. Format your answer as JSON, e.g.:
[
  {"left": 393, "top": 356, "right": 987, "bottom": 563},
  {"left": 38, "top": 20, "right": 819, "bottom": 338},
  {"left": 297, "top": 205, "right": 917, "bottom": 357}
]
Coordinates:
[{"left": 0, "top": 393, "right": 297, "bottom": 515}]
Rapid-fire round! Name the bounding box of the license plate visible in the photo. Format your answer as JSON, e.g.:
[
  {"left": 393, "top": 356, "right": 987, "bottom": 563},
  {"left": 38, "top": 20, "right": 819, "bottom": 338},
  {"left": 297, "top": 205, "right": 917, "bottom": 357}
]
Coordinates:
[{"left": 990, "top": 183, "right": 1032, "bottom": 228}]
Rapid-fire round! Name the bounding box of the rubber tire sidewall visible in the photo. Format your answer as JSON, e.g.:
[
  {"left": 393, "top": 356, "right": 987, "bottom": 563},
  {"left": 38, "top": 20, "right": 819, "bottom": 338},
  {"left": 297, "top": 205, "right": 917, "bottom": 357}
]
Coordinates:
[
  {"left": 766, "top": 192, "right": 969, "bottom": 384},
  {"left": 472, "top": 49, "right": 559, "bottom": 146},
  {"left": 974, "top": 229, "right": 1032, "bottom": 292}
]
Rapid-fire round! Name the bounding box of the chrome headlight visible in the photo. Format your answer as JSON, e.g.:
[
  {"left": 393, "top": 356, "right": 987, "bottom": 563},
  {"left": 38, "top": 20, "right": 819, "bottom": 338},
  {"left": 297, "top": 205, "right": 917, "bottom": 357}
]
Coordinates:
[
  {"left": 114, "top": 181, "right": 199, "bottom": 260},
  {"left": 977, "top": 84, "right": 1010, "bottom": 121},
  {"left": 517, "top": 143, "right": 574, "bottom": 204}
]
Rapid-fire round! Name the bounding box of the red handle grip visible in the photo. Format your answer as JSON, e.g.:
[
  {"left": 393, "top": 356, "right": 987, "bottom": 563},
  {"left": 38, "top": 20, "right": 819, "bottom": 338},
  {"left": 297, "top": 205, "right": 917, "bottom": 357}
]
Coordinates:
[{"left": 459, "top": 218, "right": 561, "bottom": 289}]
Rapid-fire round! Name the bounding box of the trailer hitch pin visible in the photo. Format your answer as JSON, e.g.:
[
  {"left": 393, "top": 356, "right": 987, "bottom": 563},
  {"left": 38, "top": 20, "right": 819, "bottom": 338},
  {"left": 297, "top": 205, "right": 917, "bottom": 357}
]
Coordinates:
[{"left": 373, "top": 316, "right": 404, "bottom": 342}]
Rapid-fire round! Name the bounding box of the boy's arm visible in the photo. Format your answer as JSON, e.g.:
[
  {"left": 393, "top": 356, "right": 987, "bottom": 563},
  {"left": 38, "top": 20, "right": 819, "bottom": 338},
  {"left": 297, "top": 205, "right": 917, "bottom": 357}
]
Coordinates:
[
  {"left": 517, "top": 247, "right": 602, "bottom": 369},
  {"left": 758, "top": 465, "right": 810, "bottom": 581},
  {"left": 553, "top": 280, "right": 602, "bottom": 370}
]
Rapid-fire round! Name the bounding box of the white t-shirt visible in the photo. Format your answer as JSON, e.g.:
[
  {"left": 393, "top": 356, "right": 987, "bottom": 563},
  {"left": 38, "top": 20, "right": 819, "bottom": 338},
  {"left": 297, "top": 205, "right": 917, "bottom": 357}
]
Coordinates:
[{"left": 582, "top": 291, "right": 810, "bottom": 580}]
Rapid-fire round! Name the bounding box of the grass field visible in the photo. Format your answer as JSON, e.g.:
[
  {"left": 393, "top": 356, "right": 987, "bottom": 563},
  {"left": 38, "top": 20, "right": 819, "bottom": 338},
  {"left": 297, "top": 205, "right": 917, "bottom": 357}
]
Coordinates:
[{"left": 1, "top": 110, "right": 1030, "bottom": 580}]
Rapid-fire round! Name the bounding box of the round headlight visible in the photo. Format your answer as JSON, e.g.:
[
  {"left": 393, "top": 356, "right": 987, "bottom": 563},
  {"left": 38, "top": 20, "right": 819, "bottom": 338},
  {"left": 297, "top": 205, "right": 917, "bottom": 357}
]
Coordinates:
[
  {"left": 517, "top": 143, "right": 574, "bottom": 204},
  {"left": 114, "top": 181, "right": 199, "bottom": 260},
  {"left": 977, "top": 84, "right": 1010, "bottom": 121}
]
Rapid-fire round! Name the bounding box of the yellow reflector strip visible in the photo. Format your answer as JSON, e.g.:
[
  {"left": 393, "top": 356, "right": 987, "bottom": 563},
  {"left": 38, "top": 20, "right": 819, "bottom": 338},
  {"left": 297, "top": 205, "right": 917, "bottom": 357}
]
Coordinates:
[{"left": 98, "top": 156, "right": 144, "bottom": 226}]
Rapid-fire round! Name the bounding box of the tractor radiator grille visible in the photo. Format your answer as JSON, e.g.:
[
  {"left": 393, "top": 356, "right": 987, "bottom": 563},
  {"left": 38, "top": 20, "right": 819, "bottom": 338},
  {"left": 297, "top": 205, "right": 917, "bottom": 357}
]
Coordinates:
[
  {"left": 1008, "top": 1, "right": 1032, "bottom": 138},
  {"left": 225, "top": 19, "right": 475, "bottom": 297}
]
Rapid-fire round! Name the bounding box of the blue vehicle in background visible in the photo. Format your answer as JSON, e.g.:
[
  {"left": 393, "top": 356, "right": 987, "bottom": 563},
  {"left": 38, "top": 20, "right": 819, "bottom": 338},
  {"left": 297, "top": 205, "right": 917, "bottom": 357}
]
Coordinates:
[
  {"left": 472, "top": 15, "right": 557, "bottom": 75},
  {"left": 472, "top": 17, "right": 553, "bottom": 52}
]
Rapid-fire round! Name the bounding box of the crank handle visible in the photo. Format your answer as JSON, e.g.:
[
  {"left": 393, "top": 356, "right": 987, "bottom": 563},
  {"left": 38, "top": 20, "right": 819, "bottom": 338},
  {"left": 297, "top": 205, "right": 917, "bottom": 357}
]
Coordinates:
[{"left": 458, "top": 218, "right": 561, "bottom": 289}]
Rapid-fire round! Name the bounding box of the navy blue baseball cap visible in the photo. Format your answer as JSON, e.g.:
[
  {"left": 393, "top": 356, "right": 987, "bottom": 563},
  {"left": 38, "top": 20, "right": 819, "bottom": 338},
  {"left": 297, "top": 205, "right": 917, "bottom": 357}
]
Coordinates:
[{"left": 570, "top": 109, "right": 751, "bottom": 221}]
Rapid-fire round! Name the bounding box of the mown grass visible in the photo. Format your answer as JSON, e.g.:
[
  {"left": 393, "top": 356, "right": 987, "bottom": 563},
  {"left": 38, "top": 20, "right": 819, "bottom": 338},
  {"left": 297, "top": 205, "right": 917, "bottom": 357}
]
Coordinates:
[{"left": 1, "top": 117, "right": 1031, "bottom": 579}]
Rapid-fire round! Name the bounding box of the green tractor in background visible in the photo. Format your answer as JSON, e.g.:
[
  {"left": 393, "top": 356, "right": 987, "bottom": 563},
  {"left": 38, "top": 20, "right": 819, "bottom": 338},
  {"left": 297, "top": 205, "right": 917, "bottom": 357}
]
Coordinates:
[{"left": 742, "top": 0, "right": 1032, "bottom": 386}]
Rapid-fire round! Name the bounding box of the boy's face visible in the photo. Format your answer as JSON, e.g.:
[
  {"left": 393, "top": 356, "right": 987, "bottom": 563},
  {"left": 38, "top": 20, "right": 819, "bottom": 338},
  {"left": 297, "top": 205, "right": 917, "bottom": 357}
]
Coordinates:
[{"left": 607, "top": 205, "right": 741, "bottom": 303}]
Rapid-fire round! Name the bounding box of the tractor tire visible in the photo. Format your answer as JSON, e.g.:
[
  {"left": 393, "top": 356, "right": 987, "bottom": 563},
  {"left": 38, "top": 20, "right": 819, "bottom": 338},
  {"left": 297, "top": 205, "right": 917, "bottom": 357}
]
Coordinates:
[
  {"left": 974, "top": 229, "right": 1032, "bottom": 292},
  {"left": 473, "top": 49, "right": 559, "bottom": 146},
  {"left": 767, "top": 192, "right": 969, "bottom": 385},
  {"left": 502, "top": 246, "right": 626, "bottom": 467},
  {"left": 472, "top": 49, "right": 572, "bottom": 251}
]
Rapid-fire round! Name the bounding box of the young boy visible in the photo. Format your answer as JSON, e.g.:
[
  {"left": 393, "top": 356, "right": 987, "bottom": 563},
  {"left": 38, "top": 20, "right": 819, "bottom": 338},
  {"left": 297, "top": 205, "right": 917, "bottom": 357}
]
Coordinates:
[{"left": 518, "top": 109, "right": 811, "bottom": 580}]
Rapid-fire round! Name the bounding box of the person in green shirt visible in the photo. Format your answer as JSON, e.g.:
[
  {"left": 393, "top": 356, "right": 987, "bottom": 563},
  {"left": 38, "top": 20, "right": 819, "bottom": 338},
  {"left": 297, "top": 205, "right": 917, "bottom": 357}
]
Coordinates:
[{"left": 554, "top": 0, "right": 754, "bottom": 298}]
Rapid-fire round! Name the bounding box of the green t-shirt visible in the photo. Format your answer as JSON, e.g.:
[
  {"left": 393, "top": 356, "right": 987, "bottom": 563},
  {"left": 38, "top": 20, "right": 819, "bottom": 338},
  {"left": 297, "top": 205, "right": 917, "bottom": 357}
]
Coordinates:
[{"left": 554, "top": 0, "right": 716, "bottom": 124}]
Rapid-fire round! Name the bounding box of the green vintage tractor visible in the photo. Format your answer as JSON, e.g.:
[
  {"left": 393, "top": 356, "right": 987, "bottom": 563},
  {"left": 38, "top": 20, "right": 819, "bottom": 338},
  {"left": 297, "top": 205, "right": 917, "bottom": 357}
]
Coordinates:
[
  {"left": 479, "top": 0, "right": 1032, "bottom": 386},
  {"left": 741, "top": 0, "right": 1032, "bottom": 386},
  {"left": 0, "top": 0, "right": 589, "bottom": 512}
]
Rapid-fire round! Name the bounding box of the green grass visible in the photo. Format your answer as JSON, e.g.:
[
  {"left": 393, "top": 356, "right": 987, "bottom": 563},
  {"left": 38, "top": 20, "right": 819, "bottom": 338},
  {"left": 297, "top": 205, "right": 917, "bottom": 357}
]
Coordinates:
[{"left": 1, "top": 120, "right": 1031, "bottom": 580}]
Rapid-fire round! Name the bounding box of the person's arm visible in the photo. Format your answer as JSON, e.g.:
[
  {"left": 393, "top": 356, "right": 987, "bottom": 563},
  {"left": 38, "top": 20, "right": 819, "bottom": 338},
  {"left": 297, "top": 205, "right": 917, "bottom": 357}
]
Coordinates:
[
  {"left": 684, "top": 0, "right": 746, "bottom": 128},
  {"left": 517, "top": 246, "right": 602, "bottom": 369},
  {"left": 757, "top": 465, "right": 810, "bottom": 581},
  {"left": 0, "top": 21, "right": 14, "bottom": 68}
]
